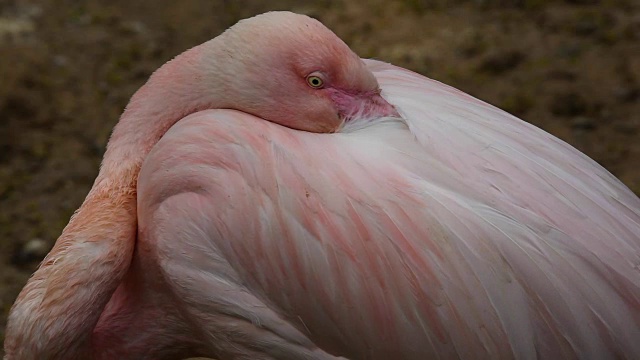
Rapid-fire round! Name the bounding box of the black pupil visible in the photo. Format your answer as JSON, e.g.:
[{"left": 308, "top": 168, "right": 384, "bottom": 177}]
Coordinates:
[{"left": 311, "top": 78, "right": 320, "bottom": 86}]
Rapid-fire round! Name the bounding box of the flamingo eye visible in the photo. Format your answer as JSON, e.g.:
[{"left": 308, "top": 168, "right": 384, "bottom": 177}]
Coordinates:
[{"left": 306, "top": 75, "right": 324, "bottom": 89}]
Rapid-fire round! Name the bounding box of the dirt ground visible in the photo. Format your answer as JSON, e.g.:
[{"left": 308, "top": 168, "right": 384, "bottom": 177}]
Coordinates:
[{"left": 0, "top": 0, "right": 638, "bottom": 353}]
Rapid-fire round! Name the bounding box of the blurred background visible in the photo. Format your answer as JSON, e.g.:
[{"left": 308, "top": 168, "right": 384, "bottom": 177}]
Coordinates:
[{"left": 0, "top": 0, "right": 638, "bottom": 351}]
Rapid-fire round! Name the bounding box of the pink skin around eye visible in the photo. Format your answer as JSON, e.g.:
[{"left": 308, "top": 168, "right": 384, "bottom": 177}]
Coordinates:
[{"left": 326, "top": 87, "right": 399, "bottom": 122}]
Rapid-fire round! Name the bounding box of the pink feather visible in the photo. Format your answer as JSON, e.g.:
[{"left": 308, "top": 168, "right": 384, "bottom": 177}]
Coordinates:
[{"left": 5, "top": 11, "right": 639, "bottom": 360}]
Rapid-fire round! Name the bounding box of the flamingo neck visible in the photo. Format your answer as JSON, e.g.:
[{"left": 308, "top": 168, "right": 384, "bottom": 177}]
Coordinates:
[
  {"left": 3, "top": 45, "right": 216, "bottom": 359},
  {"left": 100, "top": 44, "right": 213, "bottom": 180},
  {"left": 4, "top": 178, "right": 138, "bottom": 359}
]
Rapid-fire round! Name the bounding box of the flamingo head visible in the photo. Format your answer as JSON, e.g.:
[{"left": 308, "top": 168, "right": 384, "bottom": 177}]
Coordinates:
[{"left": 207, "top": 11, "right": 399, "bottom": 133}]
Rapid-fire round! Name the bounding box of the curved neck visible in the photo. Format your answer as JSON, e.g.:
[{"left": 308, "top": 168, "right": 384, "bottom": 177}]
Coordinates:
[
  {"left": 4, "top": 45, "right": 214, "bottom": 359},
  {"left": 101, "top": 44, "right": 213, "bottom": 177},
  {"left": 4, "top": 178, "right": 138, "bottom": 359}
]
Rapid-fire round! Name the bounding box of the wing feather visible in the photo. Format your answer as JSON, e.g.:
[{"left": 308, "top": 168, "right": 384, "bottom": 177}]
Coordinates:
[{"left": 138, "top": 58, "right": 640, "bottom": 359}]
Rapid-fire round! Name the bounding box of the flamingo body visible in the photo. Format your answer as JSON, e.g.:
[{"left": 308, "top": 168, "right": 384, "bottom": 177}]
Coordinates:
[
  {"left": 4, "top": 12, "right": 640, "bottom": 360},
  {"left": 134, "top": 61, "right": 640, "bottom": 359}
]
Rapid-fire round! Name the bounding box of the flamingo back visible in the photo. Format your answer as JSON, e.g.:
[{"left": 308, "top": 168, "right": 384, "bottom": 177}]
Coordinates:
[{"left": 136, "top": 61, "right": 640, "bottom": 359}]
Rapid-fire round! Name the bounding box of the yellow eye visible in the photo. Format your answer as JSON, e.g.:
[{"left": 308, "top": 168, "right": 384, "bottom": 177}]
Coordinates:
[{"left": 306, "top": 75, "right": 324, "bottom": 88}]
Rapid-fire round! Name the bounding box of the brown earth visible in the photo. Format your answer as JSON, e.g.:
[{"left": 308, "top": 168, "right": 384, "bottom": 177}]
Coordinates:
[{"left": 0, "top": 0, "right": 639, "bottom": 355}]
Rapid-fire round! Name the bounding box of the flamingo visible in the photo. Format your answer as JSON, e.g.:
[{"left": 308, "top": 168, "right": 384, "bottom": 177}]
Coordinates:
[{"left": 4, "top": 11, "right": 640, "bottom": 360}]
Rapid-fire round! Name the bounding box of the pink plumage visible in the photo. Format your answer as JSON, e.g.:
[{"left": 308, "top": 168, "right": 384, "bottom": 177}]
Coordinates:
[{"left": 5, "top": 11, "right": 639, "bottom": 360}]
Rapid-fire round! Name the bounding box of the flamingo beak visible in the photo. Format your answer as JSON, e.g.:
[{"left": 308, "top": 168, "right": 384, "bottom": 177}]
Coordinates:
[
  {"left": 330, "top": 87, "right": 400, "bottom": 127},
  {"left": 362, "top": 93, "right": 400, "bottom": 119},
  {"left": 339, "top": 92, "right": 400, "bottom": 123}
]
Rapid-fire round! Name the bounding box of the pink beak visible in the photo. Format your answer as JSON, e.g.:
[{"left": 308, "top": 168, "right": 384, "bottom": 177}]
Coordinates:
[
  {"left": 332, "top": 89, "right": 400, "bottom": 122},
  {"left": 360, "top": 93, "right": 400, "bottom": 120}
]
